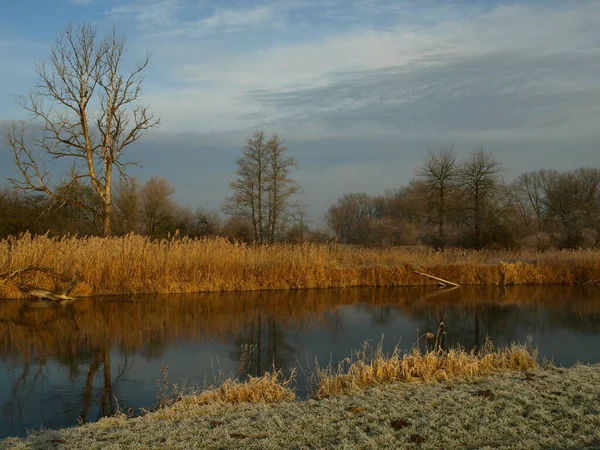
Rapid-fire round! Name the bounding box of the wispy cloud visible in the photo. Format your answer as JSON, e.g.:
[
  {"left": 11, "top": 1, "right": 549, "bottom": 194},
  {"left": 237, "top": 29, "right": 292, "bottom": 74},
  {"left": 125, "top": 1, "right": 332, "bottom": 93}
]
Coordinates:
[
  {"left": 107, "top": 0, "right": 185, "bottom": 30},
  {"left": 200, "top": 5, "right": 272, "bottom": 29},
  {"left": 108, "top": 1, "right": 274, "bottom": 37},
  {"left": 132, "top": 0, "right": 600, "bottom": 141}
]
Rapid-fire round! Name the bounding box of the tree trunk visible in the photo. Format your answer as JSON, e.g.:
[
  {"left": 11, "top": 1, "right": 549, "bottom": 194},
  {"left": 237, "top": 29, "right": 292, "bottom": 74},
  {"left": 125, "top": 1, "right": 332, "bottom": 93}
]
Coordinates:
[
  {"left": 439, "top": 185, "right": 445, "bottom": 250},
  {"left": 102, "top": 163, "right": 112, "bottom": 236},
  {"left": 103, "top": 202, "right": 112, "bottom": 237}
]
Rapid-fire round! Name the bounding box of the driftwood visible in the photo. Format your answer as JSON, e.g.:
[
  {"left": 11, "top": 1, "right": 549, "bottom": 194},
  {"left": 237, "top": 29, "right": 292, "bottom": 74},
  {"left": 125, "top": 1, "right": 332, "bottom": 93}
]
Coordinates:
[
  {"left": 414, "top": 270, "right": 460, "bottom": 288},
  {"left": 16, "top": 286, "right": 77, "bottom": 303},
  {"left": 1, "top": 265, "right": 82, "bottom": 304}
]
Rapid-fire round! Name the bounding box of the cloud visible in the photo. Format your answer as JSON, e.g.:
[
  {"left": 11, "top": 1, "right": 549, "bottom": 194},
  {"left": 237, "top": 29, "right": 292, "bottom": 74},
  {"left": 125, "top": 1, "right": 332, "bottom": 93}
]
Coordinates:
[
  {"left": 108, "top": 1, "right": 274, "bottom": 38},
  {"left": 200, "top": 6, "right": 272, "bottom": 29},
  {"left": 107, "top": 0, "right": 185, "bottom": 30},
  {"left": 66, "top": 0, "right": 93, "bottom": 5},
  {"left": 246, "top": 49, "right": 600, "bottom": 139},
  {"left": 131, "top": 0, "right": 600, "bottom": 141}
]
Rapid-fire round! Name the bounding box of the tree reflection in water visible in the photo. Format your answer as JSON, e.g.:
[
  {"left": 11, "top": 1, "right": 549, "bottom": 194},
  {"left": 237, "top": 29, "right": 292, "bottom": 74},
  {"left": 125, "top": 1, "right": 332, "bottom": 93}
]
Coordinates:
[{"left": 1, "top": 286, "right": 599, "bottom": 437}]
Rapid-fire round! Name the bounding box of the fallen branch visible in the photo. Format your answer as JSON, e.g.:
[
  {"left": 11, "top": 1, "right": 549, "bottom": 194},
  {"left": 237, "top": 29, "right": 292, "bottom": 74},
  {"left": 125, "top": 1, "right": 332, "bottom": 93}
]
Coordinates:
[
  {"left": 0, "top": 266, "right": 70, "bottom": 283},
  {"left": 414, "top": 270, "right": 460, "bottom": 288},
  {"left": 1, "top": 266, "right": 83, "bottom": 304},
  {"left": 16, "top": 285, "right": 77, "bottom": 303}
]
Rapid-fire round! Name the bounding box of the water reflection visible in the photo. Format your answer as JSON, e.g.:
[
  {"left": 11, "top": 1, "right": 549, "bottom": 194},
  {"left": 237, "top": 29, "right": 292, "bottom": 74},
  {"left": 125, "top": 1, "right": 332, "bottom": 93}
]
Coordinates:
[{"left": 0, "top": 286, "right": 599, "bottom": 438}]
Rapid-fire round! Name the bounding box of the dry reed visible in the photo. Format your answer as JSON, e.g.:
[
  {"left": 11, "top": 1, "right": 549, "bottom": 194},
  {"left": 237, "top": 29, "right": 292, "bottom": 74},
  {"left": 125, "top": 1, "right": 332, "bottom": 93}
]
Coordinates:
[
  {"left": 145, "top": 340, "right": 537, "bottom": 409},
  {"left": 179, "top": 370, "right": 296, "bottom": 406},
  {"left": 312, "top": 340, "right": 538, "bottom": 399},
  {"left": 1, "top": 233, "right": 600, "bottom": 298}
]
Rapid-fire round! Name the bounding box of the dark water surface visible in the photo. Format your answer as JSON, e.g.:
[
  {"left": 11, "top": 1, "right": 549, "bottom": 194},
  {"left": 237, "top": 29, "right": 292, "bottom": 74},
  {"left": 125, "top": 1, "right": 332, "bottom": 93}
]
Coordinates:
[{"left": 1, "top": 286, "right": 599, "bottom": 438}]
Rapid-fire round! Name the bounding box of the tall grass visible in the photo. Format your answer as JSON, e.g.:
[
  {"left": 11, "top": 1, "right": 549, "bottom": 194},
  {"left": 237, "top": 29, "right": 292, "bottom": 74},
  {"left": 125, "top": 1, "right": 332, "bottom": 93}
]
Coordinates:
[
  {"left": 312, "top": 340, "right": 538, "bottom": 399},
  {"left": 179, "top": 370, "right": 296, "bottom": 406},
  {"left": 149, "top": 341, "right": 538, "bottom": 407},
  {"left": 1, "top": 233, "right": 600, "bottom": 298},
  {"left": 151, "top": 339, "right": 537, "bottom": 408}
]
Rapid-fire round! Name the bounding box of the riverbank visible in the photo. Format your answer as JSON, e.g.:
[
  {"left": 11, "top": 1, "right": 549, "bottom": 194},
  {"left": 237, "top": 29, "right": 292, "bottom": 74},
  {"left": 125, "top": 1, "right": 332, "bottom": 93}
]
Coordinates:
[
  {"left": 1, "top": 234, "right": 600, "bottom": 298},
  {"left": 3, "top": 363, "right": 599, "bottom": 449}
]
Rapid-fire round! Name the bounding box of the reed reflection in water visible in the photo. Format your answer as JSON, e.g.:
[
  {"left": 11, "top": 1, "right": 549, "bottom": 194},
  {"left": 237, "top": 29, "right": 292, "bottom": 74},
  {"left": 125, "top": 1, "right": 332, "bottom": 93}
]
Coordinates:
[{"left": 1, "top": 286, "right": 599, "bottom": 438}]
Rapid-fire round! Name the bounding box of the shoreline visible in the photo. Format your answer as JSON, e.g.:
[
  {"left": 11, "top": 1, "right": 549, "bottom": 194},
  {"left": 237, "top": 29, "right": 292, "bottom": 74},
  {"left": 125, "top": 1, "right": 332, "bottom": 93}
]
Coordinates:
[{"left": 3, "top": 365, "right": 600, "bottom": 449}]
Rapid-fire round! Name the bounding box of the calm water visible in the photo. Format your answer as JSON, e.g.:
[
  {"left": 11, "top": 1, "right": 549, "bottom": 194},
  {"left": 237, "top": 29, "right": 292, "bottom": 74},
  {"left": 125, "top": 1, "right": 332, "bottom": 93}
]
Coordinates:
[{"left": 1, "top": 286, "right": 599, "bottom": 438}]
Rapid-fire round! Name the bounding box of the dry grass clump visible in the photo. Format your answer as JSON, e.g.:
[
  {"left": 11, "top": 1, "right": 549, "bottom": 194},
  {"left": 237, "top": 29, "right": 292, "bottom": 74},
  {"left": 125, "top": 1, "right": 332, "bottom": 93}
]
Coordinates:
[
  {"left": 1, "top": 233, "right": 600, "bottom": 298},
  {"left": 313, "top": 340, "right": 538, "bottom": 399},
  {"left": 180, "top": 370, "right": 296, "bottom": 406}
]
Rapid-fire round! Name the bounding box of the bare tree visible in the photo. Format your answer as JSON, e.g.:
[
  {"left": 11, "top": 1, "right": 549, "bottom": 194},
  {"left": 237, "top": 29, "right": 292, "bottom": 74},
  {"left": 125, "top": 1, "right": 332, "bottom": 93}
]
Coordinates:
[
  {"left": 287, "top": 201, "right": 309, "bottom": 244},
  {"left": 511, "top": 171, "right": 547, "bottom": 227},
  {"left": 193, "top": 206, "right": 221, "bottom": 237},
  {"left": 415, "top": 146, "right": 459, "bottom": 249},
  {"left": 3, "top": 22, "right": 159, "bottom": 236},
  {"left": 507, "top": 168, "right": 600, "bottom": 249},
  {"left": 113, "top": 177, "right": 140, "bottom": 234},
  {"left": 510, "top": 170, "right": 553, "bottom": 248},
  {"left": 223, "top": 130, "right": 299, "bottom": 244},
  {"left": 543, "top": 168, "right": 600, "bottom": 248},
  {"left": 223, "top": 131, "right": 269, "bottom": 243},
  {"left": 266, "top": 134, "right": 300, "bottom": 243},
  {"left": 458, "top": 147, "right": 504, "bottom": 248},
  {"left": 220, "top": 216, "right": 254, "bottom": 243},
  {"left": 326, "top": 193, "right": 378, "bottom": 245},
  {"left": 139, "top": 177, "right": 177, "bottom": 238}
]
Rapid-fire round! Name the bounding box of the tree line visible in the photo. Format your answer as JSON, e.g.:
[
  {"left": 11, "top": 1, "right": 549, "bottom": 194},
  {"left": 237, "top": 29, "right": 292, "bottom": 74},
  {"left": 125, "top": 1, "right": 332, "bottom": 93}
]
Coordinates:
[
  {"left": 2, "top": 22, "right": 598, "bottom": 250},
  {"left": 327, "top": 146, "right": 600, "bottom": 249},
  {"left": 0, "top": 175, "right": 325, "bottom": 243}
]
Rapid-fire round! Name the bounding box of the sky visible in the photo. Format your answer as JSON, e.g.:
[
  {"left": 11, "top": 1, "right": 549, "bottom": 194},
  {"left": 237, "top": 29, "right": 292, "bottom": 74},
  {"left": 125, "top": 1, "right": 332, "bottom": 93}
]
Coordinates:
[{"left": 0, "top": 0, "right": 599, "bottom": 223}]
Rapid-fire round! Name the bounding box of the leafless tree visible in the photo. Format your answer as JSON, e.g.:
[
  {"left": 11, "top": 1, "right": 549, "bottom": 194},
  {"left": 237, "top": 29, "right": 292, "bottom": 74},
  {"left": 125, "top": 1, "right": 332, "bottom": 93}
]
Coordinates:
[
  {"left": 415, "top": 146, "right": 459, "bottom": 249},
  {"left": 220, "top": 216, "right": 254, "bottom": 243},
  {"left": 511, "top": 171, "right": 547, "bottom": 227},
  {"left": 139, "top": 177, "right": 177, "bottom": 238},
  {"left": 326, "top": 193, "right": 378, "bottom": 244},
  {"left": 223, "top": 131, "right": 268, "bottom": 243},
  {"left": 3, "top": 22, "right": 159, "bottom": 236},
  {"left": 223, "top": 130, "right": 299, "bottom": 244},
  {"left": 287, "top": 201, "right": 309, "bottom": 244},
  {"left": 509, "top": 168, "right": 600, "bottom": 248},
  {"left": 266, "top": 134, "right": 300, "bottom": 243},
  {"left": 458, "top": 147, "right": 504, "bottom": 248},
  {"left": 509, "top": 170, "right": 551, "bottom": 248},
  {"left": 193, "top": 206, "right": 221, "bottom": 237},
  {"left": 113, "top": 177, "right": 140, "bottom": 234},
  {"left": 543, "top": 168, "right": 600, "bottom": 248}
]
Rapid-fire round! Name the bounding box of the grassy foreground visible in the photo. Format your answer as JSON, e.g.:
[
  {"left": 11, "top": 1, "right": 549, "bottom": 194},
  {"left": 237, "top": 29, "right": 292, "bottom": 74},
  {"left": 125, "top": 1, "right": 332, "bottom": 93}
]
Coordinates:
[
  {"left": 3, "top": 363, "right": 599, "bottom": 449},
  {"left": 2, "top": 234, "right": 600, "bottom": 298}
]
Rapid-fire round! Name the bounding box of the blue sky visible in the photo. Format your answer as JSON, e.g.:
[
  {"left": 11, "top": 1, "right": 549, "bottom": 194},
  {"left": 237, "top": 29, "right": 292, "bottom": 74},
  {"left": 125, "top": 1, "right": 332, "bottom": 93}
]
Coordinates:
[{"left": 1, "top": 0, "right": 599, "bottom": 221}]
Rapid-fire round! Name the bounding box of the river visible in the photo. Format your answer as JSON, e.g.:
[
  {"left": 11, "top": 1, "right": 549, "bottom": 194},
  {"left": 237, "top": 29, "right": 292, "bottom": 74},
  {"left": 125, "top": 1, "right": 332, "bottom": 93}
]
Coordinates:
[{"left": 1, "top": 286, "right": 599, "bottom": 438}]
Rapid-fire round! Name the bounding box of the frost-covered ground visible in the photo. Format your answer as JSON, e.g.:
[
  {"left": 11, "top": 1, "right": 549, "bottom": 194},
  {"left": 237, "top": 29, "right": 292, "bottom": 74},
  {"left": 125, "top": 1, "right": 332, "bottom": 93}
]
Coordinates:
[{"left": 3, "top": 365, "right": 600, "bottom": 450}]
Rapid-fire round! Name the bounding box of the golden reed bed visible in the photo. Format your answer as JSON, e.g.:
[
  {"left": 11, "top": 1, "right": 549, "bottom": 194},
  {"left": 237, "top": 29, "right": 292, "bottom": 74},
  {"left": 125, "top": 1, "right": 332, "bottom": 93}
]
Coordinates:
[{"left": 1, "top": 234, "right": 600, "bottom": 298}]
